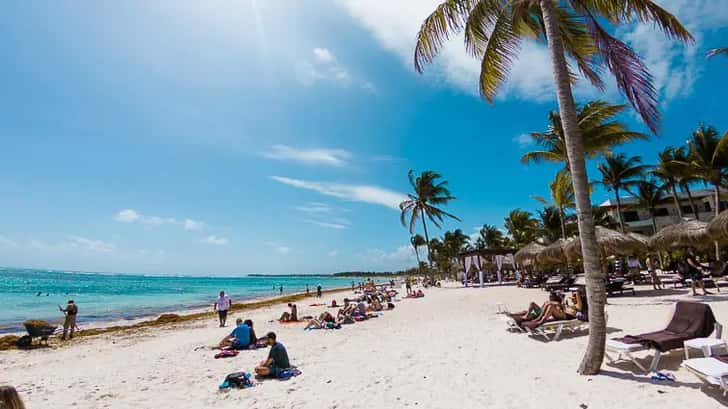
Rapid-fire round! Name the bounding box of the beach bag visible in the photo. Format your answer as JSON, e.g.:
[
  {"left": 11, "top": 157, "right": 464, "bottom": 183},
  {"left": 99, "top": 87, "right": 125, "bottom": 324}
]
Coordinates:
[{"left": 220, "top": 371, "right": 253, "bottom": 389}]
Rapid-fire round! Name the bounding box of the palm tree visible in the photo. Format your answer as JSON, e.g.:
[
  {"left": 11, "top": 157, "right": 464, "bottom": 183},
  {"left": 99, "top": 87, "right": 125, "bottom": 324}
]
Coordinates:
[
  {"left": 687, "top": 125, "right": 728, "bottom": 220},
  {"left": 537, "top": 206, "right": 563, "bottom": 244},
  {"left": 597, "top": 154, "right": 648, "bottom": 233},
  {"left": 651, "top": 147, "right": 684, "bottom": 221},
  {"left": 670, "top": 146, "right": 701, "bottom": 219},
  {"left": 504, "top": 209, "right": 538, "bottom": 248},
  {"left": 522, "top": 101, "right": 648, "bottom": 169},
  {"left": 414, "top": 0, "right": 691, "bottom": 374},
  {"left": 475, "top": 224, "right": 505, "bottom": 250},
  {"left": 630, "top": 179, "right": 666, "bottom": 235},
  {"left": 533, "top": 169, "right": 575, "bottom": 239},
  {"left": 590, "top": 205, "right": 618, "bottom": 230},
  {"left": 707, "top": 48, "right": 728, "bottom": 60},
  {"left": 410, "top": 234, "right": 427, "bottom": 270},
  {"left": 400, "top": 170, "right": 461, "bottom": 267}
]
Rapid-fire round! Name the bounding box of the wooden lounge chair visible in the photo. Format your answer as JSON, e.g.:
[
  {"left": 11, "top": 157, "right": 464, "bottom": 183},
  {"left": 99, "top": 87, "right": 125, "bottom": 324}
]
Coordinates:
[
  {"left": 682, "top": 357, "right": 728, "bottom": 396},
  {"left": 605, "top": 302, "right": 720, "bottom": 372}
]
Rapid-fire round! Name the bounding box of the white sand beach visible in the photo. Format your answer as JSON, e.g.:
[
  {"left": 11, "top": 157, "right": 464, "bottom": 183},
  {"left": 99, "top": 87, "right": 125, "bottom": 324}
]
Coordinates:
[{"left": 2, "top": 284, "right": 728, "bottom": 408}]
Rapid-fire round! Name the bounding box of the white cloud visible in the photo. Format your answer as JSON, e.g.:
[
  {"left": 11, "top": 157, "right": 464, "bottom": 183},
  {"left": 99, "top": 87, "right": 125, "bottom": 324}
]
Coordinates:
[
  {"left": 115, "top": 209, "right": 140, "bottom": 223},
  {"left": 328, "top": 250, "right": 338, "bottom": 257},
  {"left": 313, "top": 47, "right": 335, "bottom": 64},
  {"left": 336, "top": 0, "right": 725, "bottom": 104},
  {"left": 61, "top": 236, "right": 116, "bottom": 254},
  {"left": 203, "top": 235, "right": 229, "bottom": 246},
  {"left": 265, "top": 242, "right": 291, "bottom": 255},
  {"left": 184, "top": 218, "right": 205, "bottom": 231},
  {"left": 305, "top": 219, "right": 350, "bottom": 229},
  {"left": 296, "top": 202, "right": 334, "bottom": 214},
  {"left": 295, "top": 47, "right": 374, "bottom": 91},
  {"left": 512, "top": 133, "right": 532, "bottom": 148},
  {"left": 114, "top": 209, "right": 207, "bottom": 231},
  {"left": 270, "top": 176, "right": 407, "bottom": 210},
  {"left": 261, "top": 144, "right": 351, "bottom": 167}
]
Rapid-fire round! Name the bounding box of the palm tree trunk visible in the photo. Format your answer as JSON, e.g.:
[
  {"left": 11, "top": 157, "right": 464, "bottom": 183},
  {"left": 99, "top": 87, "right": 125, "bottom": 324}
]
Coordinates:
[
  {"left": 683, "top": 184, "right": 699, "bottom": 219},
  {"left": 715, "top": 183, "right": 722, "bottom": 261},
  {"left": 559, "top": 206, "right": 567, "bottom": 240},
  {"left": 614, "top": 187, "right": 625, "bottom": 233},
  {"left": 670, "top": 184, "right": 683, "bottom": 222},
  {"left": 420, "top": 212, "right": 432, "bottom": 269},
  {"left": 651, "top": 214, "right": 658, "bottom": 236},
  {"left": 541, "top": 0, "right": 606, "bottom": 376}
]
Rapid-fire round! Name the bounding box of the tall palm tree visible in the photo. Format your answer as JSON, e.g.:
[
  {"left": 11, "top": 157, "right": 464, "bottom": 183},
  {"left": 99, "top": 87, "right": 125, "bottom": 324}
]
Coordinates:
[
  {"left": 400, "top": 170, "right": 461, "bottom": 267},
  {"left": 537, "top": 206, "right": 563, "bottom": 244},
  {"left": 410, "top": 234, "right": 427, "bottom": 269},
  {"left": 687, "top": 124, "right": 728, "bottom": 220},
  {"left": 504, "top": 209, "right": 539, "bottom": 248},
  {"left": 533, "top": 169, "right": 575, "bottom": 239},
  {"left": 651, "top": 147, "right": 684, "bottom": 221},
  {"left": 670, "top": 146, "right": 701, "bottom": 219},
  {"left": 597, "top": 154, "right": 648, "bottom": 232},
  {"left": 522, "top": 101, "right": 648, "bottom": 169},
  {"left": 475, "top": 224, "right": 505, "bottom": 249},
  {"left": 414, "top": 0, "right": 691, "bottom": 374},
  {"left": 630, "top": 179, "right": 666, "bottom": 235},
  {"left": 707, "top": 48, "right": 728, "bottom": 60}
]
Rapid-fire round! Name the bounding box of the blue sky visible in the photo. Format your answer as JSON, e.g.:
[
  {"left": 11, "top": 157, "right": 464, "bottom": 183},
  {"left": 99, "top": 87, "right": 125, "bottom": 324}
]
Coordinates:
[{"left": 0, "top": 1, "right": 726, "bottom": 275}]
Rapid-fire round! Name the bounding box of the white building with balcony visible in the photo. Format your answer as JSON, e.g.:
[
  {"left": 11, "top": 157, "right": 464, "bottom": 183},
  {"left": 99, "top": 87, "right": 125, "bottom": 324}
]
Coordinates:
[{"left": 599, "top": 188, "right": 728, "bottom": 235}]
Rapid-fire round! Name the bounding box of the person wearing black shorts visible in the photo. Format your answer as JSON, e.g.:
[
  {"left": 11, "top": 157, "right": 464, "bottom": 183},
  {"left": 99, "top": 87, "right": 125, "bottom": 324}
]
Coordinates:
[{"left": 254, "top": 332, "right": 290, "bottom": 378}]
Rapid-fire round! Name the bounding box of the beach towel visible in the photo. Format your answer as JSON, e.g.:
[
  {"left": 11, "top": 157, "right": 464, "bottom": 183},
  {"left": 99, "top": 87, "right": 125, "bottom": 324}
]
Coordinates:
[
  {"left": 309, "top": 303, "right": 326, "bottom": 307},
  {"left": 618, "top": 302, "right": 716, "bottom": 352},
  {"left": 214, "top": 350, "right": 239, "bottom": 359}
]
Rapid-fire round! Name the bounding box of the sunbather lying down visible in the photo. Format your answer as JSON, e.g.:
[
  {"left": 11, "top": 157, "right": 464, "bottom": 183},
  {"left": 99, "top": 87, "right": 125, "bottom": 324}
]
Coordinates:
[
  {"left": 305, "top": 312, "right": 341, "bottom": 330},
  {"left": 514, "top": 289, "right": 587, "bottom": 330}
]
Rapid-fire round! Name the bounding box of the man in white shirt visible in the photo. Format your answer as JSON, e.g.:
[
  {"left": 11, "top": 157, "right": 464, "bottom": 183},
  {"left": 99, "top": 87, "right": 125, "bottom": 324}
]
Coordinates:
[{"left": 214, "top": 290, "right": 232, "bottom": 327}]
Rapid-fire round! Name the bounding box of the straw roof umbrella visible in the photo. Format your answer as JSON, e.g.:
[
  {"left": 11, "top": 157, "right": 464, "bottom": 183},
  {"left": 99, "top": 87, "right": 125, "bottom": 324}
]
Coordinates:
[
  {"left": 627, "top": 232, "right": 650, "bottom": 251},
  {"left": 564, "top": 226, "right": 646, "bottom": 259},
  {"left": 648, "top": 220, "right": 712, "bottom": 250},
  {"left": 537, "top": 238, "right": 571, "bottom": 265},
  {"left": 707, "top": 210, "right": 728, "bottom": 240},
  {"left": 514, "top": 242, "right": 545, "bottom": 266}
]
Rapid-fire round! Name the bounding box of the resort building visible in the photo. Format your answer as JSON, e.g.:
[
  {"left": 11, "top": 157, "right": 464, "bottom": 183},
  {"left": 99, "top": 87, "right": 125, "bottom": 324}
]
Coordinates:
[{"left": 599, "top": 188, "right": 728, "bottom": 235}]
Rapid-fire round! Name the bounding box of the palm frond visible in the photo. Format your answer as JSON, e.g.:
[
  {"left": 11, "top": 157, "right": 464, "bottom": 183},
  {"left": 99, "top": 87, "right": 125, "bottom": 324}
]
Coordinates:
[
  {"left": 707, "top": 48, "right": 728, "bottom": 59},
  {"left": 581, "top": 0, "right": 693, "bottom": 42},
  {"left": 478, "top": 5, "right": 522, "bottom": 102},
  {"left": 414, "top": 0, "right": 478, "bottom": 73}
]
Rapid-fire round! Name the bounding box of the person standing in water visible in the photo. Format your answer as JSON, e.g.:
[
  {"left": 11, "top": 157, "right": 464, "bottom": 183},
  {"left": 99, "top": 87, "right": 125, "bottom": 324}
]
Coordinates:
[
  {"left": 58, "top": 300, "right": 78, "bottom": 340},
  {"left": 214, "top": 291, "right": 232, "bottom": 327},
  {"left": 316, "top": 285, "right": 322, "bottom": 298},
  {"left": 279, "top": 286, "right": 283, "bottom": 295}
]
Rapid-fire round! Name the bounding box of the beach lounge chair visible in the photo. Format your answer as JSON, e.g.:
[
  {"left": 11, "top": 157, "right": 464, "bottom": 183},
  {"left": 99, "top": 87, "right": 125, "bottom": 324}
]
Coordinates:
[
  {"left": 501, "top": 315, "right": 527, "bottom": 333},
  {"left": 606, "top": 279, "right": 635, "bottom": 296},
  {"left": 605, "top": 301, "right": 719, "bottom": 372},
  {"left": 682, "top": 356, "right": 728, "bottom": 396},
  {"left": 524, "top": 318, "right": 590, "bottom": 341}
]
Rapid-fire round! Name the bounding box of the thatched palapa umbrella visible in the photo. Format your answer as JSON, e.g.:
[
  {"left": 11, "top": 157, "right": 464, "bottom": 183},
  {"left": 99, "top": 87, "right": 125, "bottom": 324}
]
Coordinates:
[
  {"left": 707, "top": 210, "right": 728, "bottom": 240},
  {"left": 537, "top": 238, "right": 572, "bottom": 265},
  {"left": 648, "top": 220, "right": 712, "bottom": 250},
  {"left": 514, "top": 242, "right": 545, "bottom": 266},
  {"left": 564, "top": 226, "right": 646, "bottom": 259}
]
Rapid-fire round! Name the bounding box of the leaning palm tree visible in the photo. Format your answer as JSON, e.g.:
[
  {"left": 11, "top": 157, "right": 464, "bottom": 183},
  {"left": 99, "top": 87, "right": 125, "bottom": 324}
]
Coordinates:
[
  {"left": 400, "top": 170, "right": 461, "bottom": 267},
  {"left": 414, "top": 0, "right": 691, "bottom": 374},
  {"left": 410, "top": 234, "right": 427, "bottom": 270},
  {"left": 651, "top": 147, "right": 684, "bottom": 221},
  {"left": 670, "top": 146, "right": 702, "bottom": 218},
  {"left": 533, "top": 169, "right": 575, "bottom": 239},
  {"left": 629, "top": 179, "right": 666, "bottom": 235},
  {"left": 707, "top": 48, "right": 728, "bottom": 60},
  {"left": 504, "top": 209, "right": 539, "bottom": 248},
  {"left": 597, "top": 153, "right": 648, "bottom": 232},
  {"left": 687, "top": 124, "right": 728, "bottom": 257},
  {"left": 475, "top": 224, "right": 505, "bottom": 249},
  {"left": 522, "top": 101, "right": 648, "bottom": 169}
]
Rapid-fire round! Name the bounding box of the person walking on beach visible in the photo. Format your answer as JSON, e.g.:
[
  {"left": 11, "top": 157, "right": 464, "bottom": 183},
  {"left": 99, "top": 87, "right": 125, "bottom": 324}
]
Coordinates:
[
  {"left": 214, "top": 291, "right": 232, "bottom": 327},
  {"left": 306, "top": 284, "right": 310, "bottom": 295},
  {"left": 646, "top": 254, "right": 662, "bottom": 290},
  {"left": 316, "top": 285, "right": 322, "bottom": 298},
  {"left": 254, "top": 332, "right": 290, "bottom": 378},
  {"left": 58, "top": 300, "right": 78, "bottom": 340}
]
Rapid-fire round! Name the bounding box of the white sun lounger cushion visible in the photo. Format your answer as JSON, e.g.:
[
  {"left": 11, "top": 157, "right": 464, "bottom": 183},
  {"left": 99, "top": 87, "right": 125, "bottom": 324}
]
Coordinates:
[
  {"left": 683, "top": 358, "right": 728, "bottom": 385},
  {"left": 606, "top": 339, "right": 648, "bottom": 352}
]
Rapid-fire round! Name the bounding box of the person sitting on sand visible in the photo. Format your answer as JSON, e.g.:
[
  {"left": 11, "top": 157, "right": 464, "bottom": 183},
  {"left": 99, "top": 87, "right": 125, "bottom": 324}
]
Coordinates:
[
  {"left": 337, "top": 299, "right": 355, "bottom": 320},
  {"left": 0, "top": 386, "right": 26, "bottom": 409},
  {"left": 367, "top": 297, "right": 383, "bottom": 312},
  {"left": 218, "top": 318, "right": 251, "bottom": 350},
  {"left": 415, "top": 289, "right": 424, "bottom": 297},
  {"left": 254, "top": 332, "right": 290, "bottom": 378},
  {"left": 279, "top": 303, "right": 299, "bottom": 322},
  {"left": 244, "top": 319, "right": 258, "bottom": 346}
]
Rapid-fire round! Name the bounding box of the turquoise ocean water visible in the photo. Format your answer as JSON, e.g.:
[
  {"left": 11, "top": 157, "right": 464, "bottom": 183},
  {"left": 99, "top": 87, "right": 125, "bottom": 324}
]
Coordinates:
[{"left": 0, "top": 267, "right": 355, "bottom": 333}]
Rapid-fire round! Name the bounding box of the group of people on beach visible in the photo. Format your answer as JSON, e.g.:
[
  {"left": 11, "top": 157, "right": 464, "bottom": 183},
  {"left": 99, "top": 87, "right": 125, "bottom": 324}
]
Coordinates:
[
  {"left": 508, "top": 288, "right": 587, "bottom": 330},
  {"left": 304, "top": 283, "right": 402, "bottom": 330}
]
